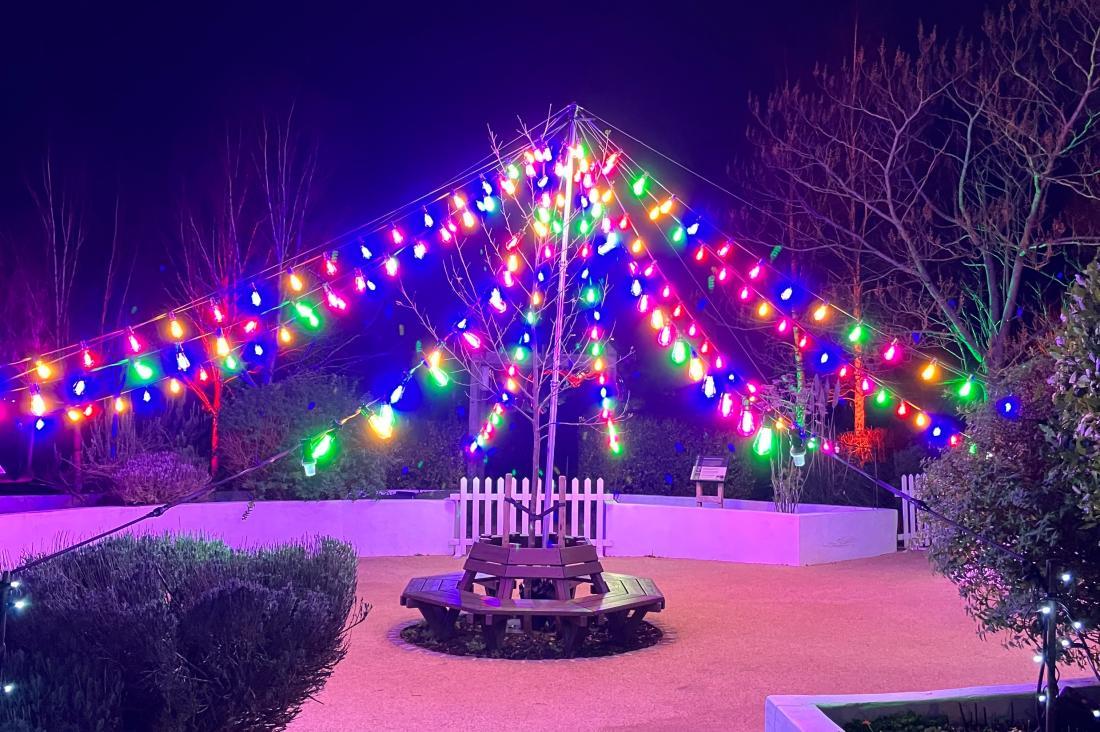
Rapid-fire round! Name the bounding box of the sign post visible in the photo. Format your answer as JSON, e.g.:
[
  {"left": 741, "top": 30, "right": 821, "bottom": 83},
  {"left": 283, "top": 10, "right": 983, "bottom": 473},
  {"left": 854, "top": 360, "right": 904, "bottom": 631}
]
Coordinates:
[{"left": 691, "top": 455, "right": 728, "bottom": 508}]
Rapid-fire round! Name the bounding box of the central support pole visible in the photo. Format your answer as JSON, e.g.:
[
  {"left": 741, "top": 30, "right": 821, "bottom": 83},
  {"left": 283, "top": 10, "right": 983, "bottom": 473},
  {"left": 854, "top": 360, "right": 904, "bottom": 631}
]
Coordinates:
[{"left": 541, "top": 104, "right": 579, "bottom": 544}]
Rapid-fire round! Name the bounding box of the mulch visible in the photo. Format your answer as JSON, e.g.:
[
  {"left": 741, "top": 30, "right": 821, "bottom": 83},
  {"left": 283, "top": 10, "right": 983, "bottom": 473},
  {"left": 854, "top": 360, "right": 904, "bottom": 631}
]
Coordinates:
[{"left": 399, "top": 619, "right": 663, "bottom": 660}]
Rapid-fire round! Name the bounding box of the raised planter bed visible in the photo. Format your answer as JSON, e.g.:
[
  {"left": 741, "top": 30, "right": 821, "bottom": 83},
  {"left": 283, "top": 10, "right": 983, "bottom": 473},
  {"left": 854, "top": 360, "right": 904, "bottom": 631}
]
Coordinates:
[
  {"left": 0, "top": 493, "right": 897, "bottom": 568},
  {"left": 605, "top": 495, "right": 897, "bottom": 566},
  {"left": 0, "top": 499, "right": 456, "bottom": 567},
  {"left": 765, "top": 678, "right": 1100, "bottom": 731}
]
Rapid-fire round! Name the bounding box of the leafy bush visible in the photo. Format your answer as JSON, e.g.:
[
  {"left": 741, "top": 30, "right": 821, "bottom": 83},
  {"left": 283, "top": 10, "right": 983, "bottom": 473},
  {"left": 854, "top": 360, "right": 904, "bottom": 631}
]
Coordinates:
[
  {"left": 922, "top": 267, "right": 1100, "bottom": 668},
  {"left": 384, "top": 414, "right": 465, "bottom": 490},
  {"left": 579, "top": 415, "right": 765, "bottom": 498},
  {"left": 0, "top": 535, "right": 368, "bottom": 731},
  {"left": 218, "top": 372, "right": 388, "bottom": 499},
  {"left": 99, "top": 450, "right": 210, "bottom": 505}
]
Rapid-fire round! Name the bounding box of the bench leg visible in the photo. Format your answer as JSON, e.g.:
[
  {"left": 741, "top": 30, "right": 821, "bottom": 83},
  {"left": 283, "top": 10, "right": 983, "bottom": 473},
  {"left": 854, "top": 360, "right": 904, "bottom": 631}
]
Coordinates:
[
  {"left": 557, "top": 620, "right": 588, "bottom": 657},
  {"left": 608, "top": 608, "right": 649, "bottom": 643},
  {"left": 418, "top": 606, "right": 457, "bottom": 641},
  {"left": 481, "top": 617, "right": 506, "bottom": 651}
]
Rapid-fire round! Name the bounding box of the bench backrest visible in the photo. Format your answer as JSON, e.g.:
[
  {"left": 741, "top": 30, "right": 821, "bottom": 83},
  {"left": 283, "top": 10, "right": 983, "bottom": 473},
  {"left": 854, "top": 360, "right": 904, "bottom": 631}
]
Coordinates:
[{"left": 464, "top": 542, "right": 603, "bottom": 580}]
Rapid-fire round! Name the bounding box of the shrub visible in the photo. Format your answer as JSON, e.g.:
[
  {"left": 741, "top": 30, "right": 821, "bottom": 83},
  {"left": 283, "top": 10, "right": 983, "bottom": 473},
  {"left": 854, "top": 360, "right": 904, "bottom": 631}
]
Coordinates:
[
  {"left": 579, "top": 415, "right": 765, "bottom": 498},
  {"left": 218, "top": 372, "right": 388, "bottom": 499},
  {"left": 0, "top": 535, "right": 368, "bottom": 731},
  {"left": 922, "top": 264, "right": 1100, "bottom": 668},
  {"left": 384, "top": 414, "right": 465, "bottom": 490},
  {"left": 100, "top": 450, "right": 210, "bottom": 505}
]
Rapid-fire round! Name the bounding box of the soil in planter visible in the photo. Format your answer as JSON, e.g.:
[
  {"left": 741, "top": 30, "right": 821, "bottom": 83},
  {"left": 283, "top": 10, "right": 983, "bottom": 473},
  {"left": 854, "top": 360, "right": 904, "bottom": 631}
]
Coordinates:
[
  {"left": 400, "top": 620, "right": 663, "bottom": 659},
  {"left": 841, "top": 711, "right": 1027, "bottom": 731}
]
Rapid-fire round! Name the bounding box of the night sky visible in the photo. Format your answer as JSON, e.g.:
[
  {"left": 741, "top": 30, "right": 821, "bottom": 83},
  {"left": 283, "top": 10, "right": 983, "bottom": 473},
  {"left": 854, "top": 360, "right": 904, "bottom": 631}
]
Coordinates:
[
  {"left": 0, "top": 1, "right": 1000, "bottom": 477},
  {"left": 1, "top": 1, "right": 989, "bottom": 291}
]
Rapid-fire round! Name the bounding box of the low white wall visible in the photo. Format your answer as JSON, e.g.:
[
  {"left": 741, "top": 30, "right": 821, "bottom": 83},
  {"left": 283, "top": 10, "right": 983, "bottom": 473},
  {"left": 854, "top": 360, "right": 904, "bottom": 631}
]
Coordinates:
[
  {"left": 605, "top": 497, "right": 897, "bottom": 566},
  {"left": 0, "top": 494, "right": 896, "bottom": 569},
  {"left": 0, "top": 499, "right": 455, "bottom": 569},
  {"left": 765, "top": 678, "right": 1100, "bottom": 731}
]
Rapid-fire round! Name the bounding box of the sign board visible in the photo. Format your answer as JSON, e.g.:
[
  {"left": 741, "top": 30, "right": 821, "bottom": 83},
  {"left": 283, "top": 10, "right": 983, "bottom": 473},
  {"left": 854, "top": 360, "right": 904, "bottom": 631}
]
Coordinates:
[{"left": 690, "top": 455, "right": 728, "bottom": 483}]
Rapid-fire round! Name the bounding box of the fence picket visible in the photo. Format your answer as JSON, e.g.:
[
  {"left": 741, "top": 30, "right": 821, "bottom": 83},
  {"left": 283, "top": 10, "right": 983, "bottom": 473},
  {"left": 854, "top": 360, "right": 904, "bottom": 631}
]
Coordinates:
[
  {"left": 595, "top": 478, "right": 606, "bottom": 551},
  {"left": 452, "top": 475, "right": 611, "bottom": 555}
]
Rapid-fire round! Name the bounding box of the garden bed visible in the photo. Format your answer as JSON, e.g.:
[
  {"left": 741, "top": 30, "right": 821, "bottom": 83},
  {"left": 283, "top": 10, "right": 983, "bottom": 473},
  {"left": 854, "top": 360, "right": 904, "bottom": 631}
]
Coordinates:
[
  {"left": 399, "top": 619, "right": 663, "bottom": 659},
  {"left": 0, "top": 493, "right": 898, "bottom": 569},
  {"left": 606, "top": 495, "right": 898, "bottom": 565},
  {"left": 765, "top": 679, "right": 1100, "bottom": 731}
]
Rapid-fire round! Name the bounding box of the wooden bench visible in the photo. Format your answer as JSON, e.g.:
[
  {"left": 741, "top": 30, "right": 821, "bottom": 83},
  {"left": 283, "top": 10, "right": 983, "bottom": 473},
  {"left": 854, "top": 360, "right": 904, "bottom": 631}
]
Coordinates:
[{"left": 401, "top": 541, "right": 664, "bottom": 654}]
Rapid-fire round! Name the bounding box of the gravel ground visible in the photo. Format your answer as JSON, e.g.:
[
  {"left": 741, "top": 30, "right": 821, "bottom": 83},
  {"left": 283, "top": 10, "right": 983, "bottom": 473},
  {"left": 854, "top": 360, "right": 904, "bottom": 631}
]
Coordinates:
[{"left": 290, "top": 552, "right": 1038, "bottom": 731}]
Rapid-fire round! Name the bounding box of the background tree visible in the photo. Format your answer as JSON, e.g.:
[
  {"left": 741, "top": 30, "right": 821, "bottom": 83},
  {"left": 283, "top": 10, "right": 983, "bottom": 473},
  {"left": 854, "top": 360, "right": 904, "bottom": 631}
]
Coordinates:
[{"left": 750, "top": 0, "right": 1100, "bottom": 374}]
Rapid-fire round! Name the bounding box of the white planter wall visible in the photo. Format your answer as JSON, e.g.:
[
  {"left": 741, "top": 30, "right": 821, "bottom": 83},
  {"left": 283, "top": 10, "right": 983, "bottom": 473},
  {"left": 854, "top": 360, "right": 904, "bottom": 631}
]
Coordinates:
[
  {"left": 0, "top": 494, "right": 896, "bottom": 569},
  {"left": 605, "top": 496, "right": 897, "bottom": 566},
  {"left": 0, "top": 499, "right": 455, "bottom": 568}
]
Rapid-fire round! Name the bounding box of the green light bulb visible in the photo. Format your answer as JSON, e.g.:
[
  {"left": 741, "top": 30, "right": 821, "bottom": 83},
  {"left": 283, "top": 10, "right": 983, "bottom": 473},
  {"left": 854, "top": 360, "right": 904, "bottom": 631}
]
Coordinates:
[
  {"left": 753, "top": 427, "right": 775, "bottom": 456},
  {"left": 311, "top": 433, "right": 333, "bottom": 461},
  {"left": 958, "top": 377, "right": 975, "bottom": 399},
  {"left": 133, "top": 360, "right": 154, "bottom": 381},
  {"left": 671, "top": 340, "right": 688, "bottom": 365},
  {"left": 632, "top": 175, "right": 647, "bottom": 197},
  {"left": 848, "top": 324, "right": 864, "bottom": 343},
  {"left": 875, "top": 389, "right": 888, "bottom": 406},
  {"left": 430, "top": 367, "right": 449, "bottom": 388}
]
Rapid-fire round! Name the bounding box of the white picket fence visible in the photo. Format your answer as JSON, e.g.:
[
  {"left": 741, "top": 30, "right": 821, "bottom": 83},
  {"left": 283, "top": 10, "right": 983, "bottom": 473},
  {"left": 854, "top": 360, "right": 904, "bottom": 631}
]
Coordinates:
[
  {"left": 897, "top": 473, "right": 929, "bottom": 550},
  {"left": 450, "top": 476, "right": 611, "bottom": 557}
]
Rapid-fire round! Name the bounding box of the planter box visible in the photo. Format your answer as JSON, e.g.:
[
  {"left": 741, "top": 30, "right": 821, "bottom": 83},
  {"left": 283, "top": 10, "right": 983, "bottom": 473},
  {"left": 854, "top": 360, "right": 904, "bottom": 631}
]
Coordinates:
[
  {"left": 0, "top": 499, "right": 456, "bottom": 568},
  {"left": 0, "top": 493, "right": 896, "bottom": 569},
  {"left": 604, "top": 496, "right": 897, "bottom": 566},
  {"left": 765, "top": 678, "right": 1100, "bottom": 731}
]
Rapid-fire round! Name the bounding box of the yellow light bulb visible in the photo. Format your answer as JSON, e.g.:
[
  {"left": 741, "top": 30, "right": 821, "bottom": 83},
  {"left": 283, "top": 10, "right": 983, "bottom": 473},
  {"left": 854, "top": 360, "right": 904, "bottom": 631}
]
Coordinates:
[
  {"left": 757, "top": 302, "right": 771, "bottom": 318},
  {"left": 920, "top": 360, "right": 938, "bottom": 381},
  {"left": 812, "top": 303, "right": 828, "bottom": 322}
]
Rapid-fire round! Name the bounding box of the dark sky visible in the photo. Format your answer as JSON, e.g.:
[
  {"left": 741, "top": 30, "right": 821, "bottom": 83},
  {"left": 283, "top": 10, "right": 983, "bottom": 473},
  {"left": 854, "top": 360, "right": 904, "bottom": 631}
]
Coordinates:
[{"left": 0, "top": 0, "right": 991, "bottom": 276}]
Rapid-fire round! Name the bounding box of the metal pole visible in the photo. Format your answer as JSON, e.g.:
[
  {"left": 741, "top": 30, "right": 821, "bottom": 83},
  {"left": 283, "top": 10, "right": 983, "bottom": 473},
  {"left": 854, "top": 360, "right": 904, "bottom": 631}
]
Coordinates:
[
  {"left": 0, "top": 571, "right": 11, "bottom": 690},
  {"left": 1044, "top": 560, "right": 1058, "bottom": 732},
  {"left": 541, "top": 104, "right": 579, "bottom": 545}
]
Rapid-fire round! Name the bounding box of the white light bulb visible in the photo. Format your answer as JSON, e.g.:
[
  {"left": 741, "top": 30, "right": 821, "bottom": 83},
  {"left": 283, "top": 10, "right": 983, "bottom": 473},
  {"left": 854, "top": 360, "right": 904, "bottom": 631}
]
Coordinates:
[
  {"left": 1033, "top": 653, "right": 1044, "bottom": 663},
  {"left": 2, "top": 683, "right": 12, "bottom": 695},
  {"left": 13, "top": 599, "right": 27, "bottom": 610},
  {"left": 1060, "top": 572, "right": 1072, "bottom": 583}
]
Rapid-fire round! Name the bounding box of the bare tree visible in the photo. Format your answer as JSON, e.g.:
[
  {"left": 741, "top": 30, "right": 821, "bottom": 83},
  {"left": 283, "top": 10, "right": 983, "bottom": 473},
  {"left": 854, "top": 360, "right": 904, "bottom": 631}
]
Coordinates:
[
  {"left": 27, "top": 155, "right": 86, "bottom": 349},
  {"left": 173, "top": 129, "right": 265, "bottom": 473},
  {"left": 400, "top": 115, "right": 627, "bottom": 532},
  {"left": 750, "top": 0, "right": 1100, "bottom": 374},
  {"left": 256, "top": 106, "right": 317, "bottom": 382}
]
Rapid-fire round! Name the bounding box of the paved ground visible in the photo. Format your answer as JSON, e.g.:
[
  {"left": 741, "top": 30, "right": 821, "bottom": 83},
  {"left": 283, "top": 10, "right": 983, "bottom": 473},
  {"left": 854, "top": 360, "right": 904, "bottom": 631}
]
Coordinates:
[{"left": 290, "top": 552, "right": 1037, "bottom": 731}]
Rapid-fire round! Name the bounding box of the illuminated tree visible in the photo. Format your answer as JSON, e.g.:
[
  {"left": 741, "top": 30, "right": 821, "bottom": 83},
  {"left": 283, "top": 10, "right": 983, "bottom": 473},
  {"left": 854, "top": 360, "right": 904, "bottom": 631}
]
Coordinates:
[{"left": 400, "top": 111, "right": 629, "bottom": 531}]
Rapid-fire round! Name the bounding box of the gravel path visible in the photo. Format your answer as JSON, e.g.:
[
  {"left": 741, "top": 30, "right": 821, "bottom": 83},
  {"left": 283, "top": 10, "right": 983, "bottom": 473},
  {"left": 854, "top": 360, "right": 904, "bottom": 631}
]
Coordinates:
[{"left": 290, "top": 552, "right": 1037, "bottom": 731}]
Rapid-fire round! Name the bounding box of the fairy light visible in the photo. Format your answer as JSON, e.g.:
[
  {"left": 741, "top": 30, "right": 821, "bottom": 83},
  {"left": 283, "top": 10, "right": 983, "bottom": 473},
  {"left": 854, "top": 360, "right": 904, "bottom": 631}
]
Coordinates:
[
  {"left": 288, "top": 270, "right": 305, "bottom": 293},
  {"left": 921, "top": 360, "right": 939, "bottom": 381},
  {"left": 168, "top": 315, "right": 185, "bottom": 340}
]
